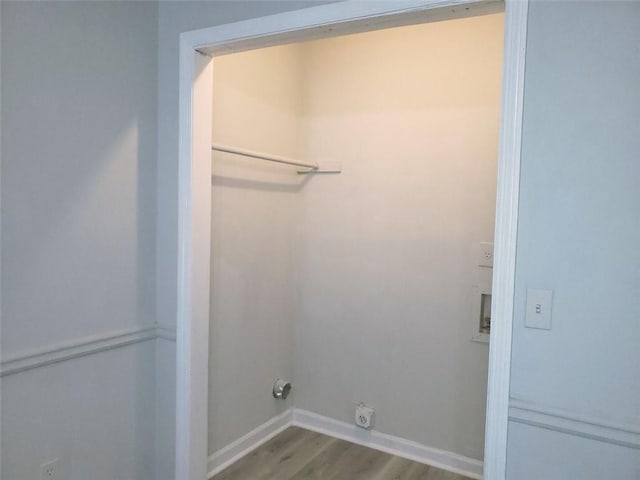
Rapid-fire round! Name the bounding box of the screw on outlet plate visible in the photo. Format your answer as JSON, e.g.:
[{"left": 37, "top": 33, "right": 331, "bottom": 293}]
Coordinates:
[{"left": 41, "top": 459, "right": 58, "bottom": 480}]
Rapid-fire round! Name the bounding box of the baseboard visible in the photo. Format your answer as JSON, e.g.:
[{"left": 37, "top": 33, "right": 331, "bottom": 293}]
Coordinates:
[
  {"left": 292, "top": 409, "right": 484, "bottom": 479},
  {"left": 207, "top": 409, "right": 294, "bottom": 478}
]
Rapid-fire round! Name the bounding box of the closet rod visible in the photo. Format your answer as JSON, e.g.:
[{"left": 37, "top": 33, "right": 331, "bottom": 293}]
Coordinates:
[{"left": 212, "top": 143, "right": 319, "bottom": 170}]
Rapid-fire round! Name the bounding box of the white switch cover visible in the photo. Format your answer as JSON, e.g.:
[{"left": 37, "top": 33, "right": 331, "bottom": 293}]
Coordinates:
[{"left": 525, "top": 289, "right": 553, "bottom": 330}]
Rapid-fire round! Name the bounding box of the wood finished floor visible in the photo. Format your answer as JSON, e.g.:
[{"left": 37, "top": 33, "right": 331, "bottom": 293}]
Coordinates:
[{"left": 212, "top": 427, "right": 473, "bottom": 480}]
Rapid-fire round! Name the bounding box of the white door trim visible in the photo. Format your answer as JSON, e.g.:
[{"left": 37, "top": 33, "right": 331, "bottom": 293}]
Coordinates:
[
  {"left": 484, "top": 2, "right": 528, "bottom": 478},
  {"left": 176, "top": 1, "right": 528, "bottom": 479},
  {"left": 176, "top": 45, "right": 213, "bottom": 480}
]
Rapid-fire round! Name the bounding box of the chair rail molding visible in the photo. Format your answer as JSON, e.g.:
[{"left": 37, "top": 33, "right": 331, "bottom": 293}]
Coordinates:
[
  {"left": 1, "top": 325, "right": 168, "bottom": 376},
  {"left": 509, "top": 398, "right": 640, "bottom": 450}
]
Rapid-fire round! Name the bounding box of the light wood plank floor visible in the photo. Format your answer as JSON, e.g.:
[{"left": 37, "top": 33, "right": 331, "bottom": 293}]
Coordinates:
[{"left": 212, "top": 427, "right": 473, "bottom": 480}]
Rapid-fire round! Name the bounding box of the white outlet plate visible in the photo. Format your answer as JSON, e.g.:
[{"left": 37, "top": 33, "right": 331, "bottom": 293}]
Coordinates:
[
  {"left": 355, "top": 403, "right": 375, "bottom": 429},
  {"left": 41, "top": 458, "right": 58, "bottom": 480},
  {"left": 478, "top": 242, "right": 494, "bottom": 267}
]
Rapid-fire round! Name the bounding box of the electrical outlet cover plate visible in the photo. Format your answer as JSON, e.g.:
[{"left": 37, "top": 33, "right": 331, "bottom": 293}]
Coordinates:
[
  {"left": 478, "top": 242, "right": 494, "bottom": 267},
  {"left": 41, "top": 459, "right": 58, "bottom": 480},
  {"left": 355, "top": 404, "right": 375, "bottom": 429}
]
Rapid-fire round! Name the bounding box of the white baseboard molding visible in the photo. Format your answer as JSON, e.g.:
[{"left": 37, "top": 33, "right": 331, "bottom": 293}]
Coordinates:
[
  {"left": 1, "top": 325, "right": 164, "bottom": 377},
  {"left": 292, "top": 409, "right": 483, "bottom": 479},
  {"left": 509, "top": 398, "right": 640, "bottom": 450},
  {"left": 207, "top": 409, "right": 294, "bottom": 478}
]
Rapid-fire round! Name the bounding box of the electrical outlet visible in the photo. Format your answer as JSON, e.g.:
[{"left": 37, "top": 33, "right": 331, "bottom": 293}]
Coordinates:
[
  {"left": 41, "top": 459, "right": 58, "bottom": 480},
  {"left": 478, "top": 242, "right": 494, "bottom": 267},
  {"left": 355, "top": 403, "right": 375, "bottom": 429}
]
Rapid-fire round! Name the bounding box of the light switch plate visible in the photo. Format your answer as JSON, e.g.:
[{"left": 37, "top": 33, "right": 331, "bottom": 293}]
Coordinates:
[{"left": 525, "top": 288, "right": 553, "bottom": 330}]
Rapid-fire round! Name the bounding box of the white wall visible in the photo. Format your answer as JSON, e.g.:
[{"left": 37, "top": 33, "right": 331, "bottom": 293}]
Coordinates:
[
  {"left": 1, "top": 2, "right": 158, "bottom": 479},
  {"left": 507, "top": 1, "right": 640, "bottom": 478},
  {"left": 294, "top": 15, "right": 503, "bottom": 461},
  {"left": 209, "top": 45, "right": 304, "bottom": 453}
]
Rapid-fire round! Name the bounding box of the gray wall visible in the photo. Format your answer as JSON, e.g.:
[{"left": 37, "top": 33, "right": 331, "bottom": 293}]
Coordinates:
[
  {"left": 1, "top": 1, "right": 157, "bottom": 353},
  {"left": 507, "top": 2, "right": 640, "bottom": 478},
  {"left": 1, "top": 1, "right": 157, "bottom": 479}
]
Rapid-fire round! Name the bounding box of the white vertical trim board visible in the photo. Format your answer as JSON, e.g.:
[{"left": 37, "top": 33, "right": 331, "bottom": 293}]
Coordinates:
[
  {"left": 482, "top": 1, "right": 528, "bottom": 479},
  {"left": 177, "top": 1, "right": 527, "bottom": 479},
  {"left": 206, "top": 409, "right": 294, "bottom": 478},
  {"left": 176, "top": 44, "right": 213, "bottom": 480},
  {"left": 292, "top": 409, "right": 484, "bottom": 480}
]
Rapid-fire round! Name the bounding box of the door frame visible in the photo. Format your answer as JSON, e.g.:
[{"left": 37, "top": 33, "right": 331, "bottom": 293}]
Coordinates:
[{"left": 176, "top": 1, "right": 528, "bottom": 479}]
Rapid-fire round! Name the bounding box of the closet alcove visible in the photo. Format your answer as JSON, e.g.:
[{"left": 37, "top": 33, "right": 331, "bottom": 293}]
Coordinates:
[{"left": 207, "top": 12, "right": 503, "bottom": 479}]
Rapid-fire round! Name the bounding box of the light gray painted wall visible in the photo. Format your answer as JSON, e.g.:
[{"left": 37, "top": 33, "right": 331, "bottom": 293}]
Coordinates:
[
  {"left": 1, "top": 344, "right": 156, "bottom": 480},
  {"left": 1, "top": 1, "right": 157, "bottom": 354},
  {"left": 1, "top": 1, "right": 158, "bottom": 478},
  {"left": 294, "top": 15, "right": 503, "bottom": 461},
  {"left": 507, "top": 1, "right": 640, "bottom": 478},
  {"left": 507, "top": 422, "right": 639, "bottom": 480}
]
